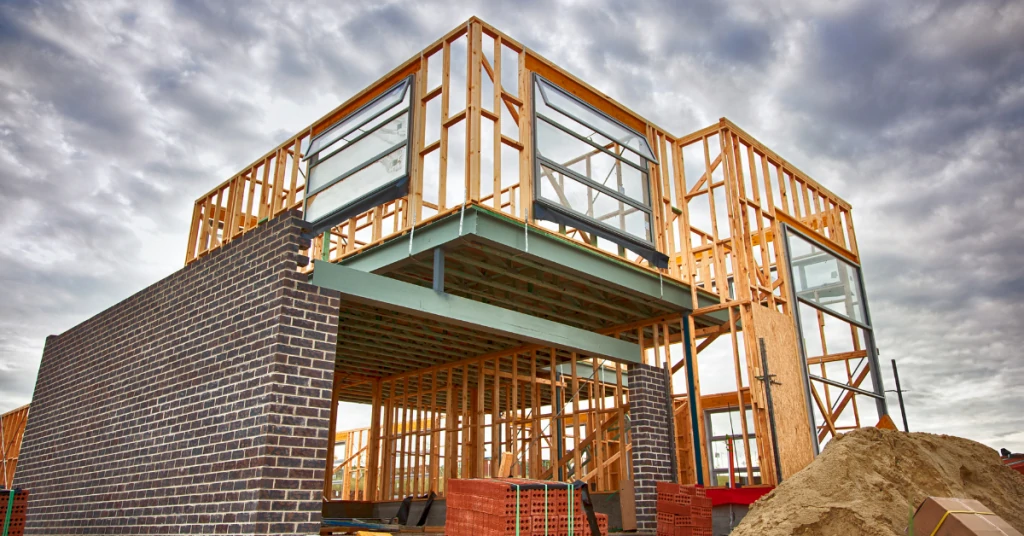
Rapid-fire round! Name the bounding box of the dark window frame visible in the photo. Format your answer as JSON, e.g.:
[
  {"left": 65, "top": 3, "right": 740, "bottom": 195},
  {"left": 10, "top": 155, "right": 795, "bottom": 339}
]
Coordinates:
[
  {"left": 704, "top": 406, "right": 762, "bottom": 485},
  {"left": 302, "top": 75, "right": 415, "bottom": 233},
  {"left": 531, "top": 74, "right": 667, "bottom": 266}
]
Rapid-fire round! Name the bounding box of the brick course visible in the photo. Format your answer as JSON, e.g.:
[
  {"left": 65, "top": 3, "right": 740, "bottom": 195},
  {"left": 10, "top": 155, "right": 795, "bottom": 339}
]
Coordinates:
[
  {"left": 15, "top": 210, "right": 339, "bottom": 535},
  {"left": 629, "top": 363, "right": 676, "bottom": 533}
]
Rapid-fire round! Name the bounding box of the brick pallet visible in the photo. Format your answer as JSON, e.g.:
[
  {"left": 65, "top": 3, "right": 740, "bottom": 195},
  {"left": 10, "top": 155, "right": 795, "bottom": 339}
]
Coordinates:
[
  {"left": 0, "top": 489, "right": 29, "bottom": 536},
  {"left": 445, "top": 479, "right": 607, "bottom": 536},
  {"left": 655, "top": 483, "right": 712, "bottom": 536}
]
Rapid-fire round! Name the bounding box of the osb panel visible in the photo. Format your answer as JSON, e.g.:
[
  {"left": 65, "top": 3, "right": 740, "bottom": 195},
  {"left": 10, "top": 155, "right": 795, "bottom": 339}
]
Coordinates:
[{"left": 750, "top": 305, "right": 816, "bottom": 479}]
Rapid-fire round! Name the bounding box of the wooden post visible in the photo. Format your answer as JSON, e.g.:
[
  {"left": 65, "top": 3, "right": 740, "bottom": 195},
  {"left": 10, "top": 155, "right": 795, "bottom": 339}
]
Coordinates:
[
  {"left": 468, "top": 21, "right": 483, "bottom": 203},
  {"left": 474, "top": 375, "right": 485, "bottom": 477},
  {"left": 367, "top": 379, "right": 382, "bottom": 501}
]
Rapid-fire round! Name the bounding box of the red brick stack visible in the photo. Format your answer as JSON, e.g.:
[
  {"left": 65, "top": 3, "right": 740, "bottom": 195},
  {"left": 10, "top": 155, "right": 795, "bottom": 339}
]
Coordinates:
[
  {"left": 445, "top": 479, "right": 607, "bottom": 536},
  {"left": 0, "top": 489, "right": 29, "bottom": 536},
  {"left": 655, "top": 482, "right": 712, "bottom": 536}
]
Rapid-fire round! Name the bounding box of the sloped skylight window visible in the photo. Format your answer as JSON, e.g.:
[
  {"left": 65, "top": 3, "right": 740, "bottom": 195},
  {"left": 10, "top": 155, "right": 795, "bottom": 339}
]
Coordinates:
[
  {"left": 303, "top": 76, "right": 414, "bottom": 232},
  {"left": 532, "top": 75, "right": 665, "bottom": 266}
]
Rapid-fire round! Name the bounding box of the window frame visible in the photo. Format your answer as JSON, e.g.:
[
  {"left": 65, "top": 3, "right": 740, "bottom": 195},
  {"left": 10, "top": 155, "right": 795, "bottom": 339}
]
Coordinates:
[
  {"left": 781, "top": 224, "right": 887, "bottom": 454},
  {"left": 704, "top": 406, "right": 761, "bottom": 485},
  {"left": 531, "top": 74, "right": 666, "bottom": 265},
  {"left": 784, "top": 226, "right": 870, "bottom": 329},
  {"left": 302, "top": 75, "right": 415, "bottom": 233},
  {"left": 534, "top": 76, "right": 658, "bottom": 163},
  {"left": 304, "top": 77, "right": 412, "bottom": 164}
]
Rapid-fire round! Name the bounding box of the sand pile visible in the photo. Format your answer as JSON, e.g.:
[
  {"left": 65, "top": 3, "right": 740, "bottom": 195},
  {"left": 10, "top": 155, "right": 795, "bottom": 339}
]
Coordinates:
[{"left": 731, "top": 427, "right": 1024, "bottom": 536}]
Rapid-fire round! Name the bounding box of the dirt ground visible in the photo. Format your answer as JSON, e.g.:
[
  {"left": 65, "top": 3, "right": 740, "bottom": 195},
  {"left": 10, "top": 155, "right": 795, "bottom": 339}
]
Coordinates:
[{"left": 730, "top": 427, "right": 1024, "bottom": 536}]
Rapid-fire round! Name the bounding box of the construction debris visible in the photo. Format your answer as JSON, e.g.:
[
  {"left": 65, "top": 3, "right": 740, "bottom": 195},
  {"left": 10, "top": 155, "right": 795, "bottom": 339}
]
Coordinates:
[
  {"left": 911, "top": 497, "right": 1022, "bottom": 536},
  {"left": 444, "top": 479, "right": 607, "bottom": 536},
  {"left": 0, "top": 489, "right": 28, "bottom": 536},
  {"left": 655, "top": 482, "right": 712, "bottom": 536},
  {"left": 730, "top": 427, "right": 1024, "bottom": 536}
]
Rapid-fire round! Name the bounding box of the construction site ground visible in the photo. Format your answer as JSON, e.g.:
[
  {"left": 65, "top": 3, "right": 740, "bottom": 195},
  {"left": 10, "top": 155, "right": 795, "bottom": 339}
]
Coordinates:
[{"left": 729, "top": 427, "right": 1024, "bottom": 535}]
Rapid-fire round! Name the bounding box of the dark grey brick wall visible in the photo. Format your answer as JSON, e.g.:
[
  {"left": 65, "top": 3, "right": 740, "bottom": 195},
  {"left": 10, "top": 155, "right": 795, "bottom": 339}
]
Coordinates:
[
  {"left": 15, "top": 211, "right": 340, "bottom": 535},
  {"left": 628, "top": 363, "right": 675, "bottom": 532}
]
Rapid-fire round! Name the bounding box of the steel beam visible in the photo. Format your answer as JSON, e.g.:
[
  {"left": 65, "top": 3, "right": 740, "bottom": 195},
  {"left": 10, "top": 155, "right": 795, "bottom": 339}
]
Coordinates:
[
  {"left": 808, "top": 374, "right": 883, "bottom": 399},
  {"left": 312, "top": 261, "right": 642, "bottom": 364},
  {"left": 338, "top": 206, "right": 721, "bottom": 315}
]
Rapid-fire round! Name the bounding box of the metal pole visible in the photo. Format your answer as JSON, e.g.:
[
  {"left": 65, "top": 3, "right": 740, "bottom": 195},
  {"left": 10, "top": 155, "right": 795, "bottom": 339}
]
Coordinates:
[
  {"left": 759, "top": 338, "right": 784, "bottom": 484},
  {"left": 681, "top": 314, "right": 704, "bottom": 485},
  {"left": 853, "top": 260, "right": 889, "bottom": 418},
  {"left": 555, "top": 384, "right": 564, "bottom": 482},
  {"left": 891, "top": 359, "right": 909, "bottom": 432},
  {"left": 432, "top": 247, "right": 445, "bottom": 293}
]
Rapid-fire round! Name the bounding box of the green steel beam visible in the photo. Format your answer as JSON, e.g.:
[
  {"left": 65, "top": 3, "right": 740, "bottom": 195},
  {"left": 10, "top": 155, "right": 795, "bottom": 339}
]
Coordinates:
[
  {"left": 340, "top": 210, "right": 475, "bottom": 273},
  {"left": 550, "top": 361, "right": 629, "bottom": 386},
  {"left": 312, "top": 261, "right": 642, "bottom": 364},
  {"left": 338, "top": 206, "right": 721, "bottom": 314}
]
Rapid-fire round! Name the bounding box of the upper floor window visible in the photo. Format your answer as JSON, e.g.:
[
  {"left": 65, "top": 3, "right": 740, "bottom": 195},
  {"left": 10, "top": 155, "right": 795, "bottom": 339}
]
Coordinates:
[
  {"left": 303, "top": 76, "right": 414, "bottom": 232},
  {"left": 786, "top": 229, "right": 867, "bottom": 326},
  {"left": 531, "top": 75, "right": 665, "bottom": 266}
]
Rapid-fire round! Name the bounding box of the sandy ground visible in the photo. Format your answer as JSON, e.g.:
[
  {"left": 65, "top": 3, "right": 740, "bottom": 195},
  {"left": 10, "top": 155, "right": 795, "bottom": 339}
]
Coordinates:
[{"left": 730, "top": 427, "right": 1024, "bottom": 536}]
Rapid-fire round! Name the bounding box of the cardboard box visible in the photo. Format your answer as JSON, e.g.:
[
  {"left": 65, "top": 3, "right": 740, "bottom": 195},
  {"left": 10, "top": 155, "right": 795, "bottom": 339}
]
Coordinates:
[{"left": 912, "top": 497, "right": 1022, "bottom": 536}]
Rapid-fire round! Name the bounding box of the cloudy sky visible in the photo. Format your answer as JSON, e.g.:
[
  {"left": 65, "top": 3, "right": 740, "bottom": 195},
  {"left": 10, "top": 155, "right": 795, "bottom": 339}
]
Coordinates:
[{"left": 1, "top": 1, "right": 1022, "bottom": 452}]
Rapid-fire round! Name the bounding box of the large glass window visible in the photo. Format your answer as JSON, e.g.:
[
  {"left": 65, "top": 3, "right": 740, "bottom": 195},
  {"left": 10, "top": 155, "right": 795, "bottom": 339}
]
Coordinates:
[
  {"left": 303, "top": 76, "right": 413, "bottom": 231},
  {"left": 532, "top": 76, "right": 663, "bottom": 264},
  {"left": 786, "top": 230, "right": 866, "bottom": 325},
  {"left": 784, "top": 225, "right": 886, "bottom": 453}
]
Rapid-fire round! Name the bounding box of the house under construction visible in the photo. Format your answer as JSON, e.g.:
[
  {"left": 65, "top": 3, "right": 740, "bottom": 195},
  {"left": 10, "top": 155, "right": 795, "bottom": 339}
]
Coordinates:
[{"left": 14, "top": 17, "right": 890, "bottom": 535}]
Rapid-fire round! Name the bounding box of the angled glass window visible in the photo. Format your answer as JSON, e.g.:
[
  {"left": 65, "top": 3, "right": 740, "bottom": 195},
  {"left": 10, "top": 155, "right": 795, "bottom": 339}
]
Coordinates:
[
  {"left": 538, "top": 164, "right": 651, "bottom": 242},
  {"left": 536, "top": 119, "right": 649, "bottom": 205},
  {"left": 303, "top": 76, "right": 414, "bottom": 231},
  {"left": 532, "top": 75, "right": 664, "bottom": 265},
  {"left": 304, "top": 79, "right": 410, "bottom": 161},
  {"left": 306, "top": 147, "right": 408, "bottom": 223},
  {"left": 786, "top": 229, "right": 867, "bottom": 326},
  {"left": 535, "top": 77, "right": 657, "bottom": 162}
]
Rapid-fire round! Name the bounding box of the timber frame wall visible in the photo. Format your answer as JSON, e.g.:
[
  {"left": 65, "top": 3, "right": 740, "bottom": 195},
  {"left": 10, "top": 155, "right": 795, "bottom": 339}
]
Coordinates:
[
  {"left": 184, "top": 17, "right": 887, "bottom": 497},
  {"left": 1, "top": 404, "right": 29, "bottom": 489}
]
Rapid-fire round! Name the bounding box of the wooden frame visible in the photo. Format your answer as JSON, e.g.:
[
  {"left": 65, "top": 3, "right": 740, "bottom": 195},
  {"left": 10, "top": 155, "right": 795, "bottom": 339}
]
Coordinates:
[
  {"left": 180, "top": 17, "right": 884, "bottom": 500},
  {"left": 1, "top": 404, "right": 29, "bottom": 489},
  {"left": 325, "top": 318, "right": 677, "bottom": 502}
]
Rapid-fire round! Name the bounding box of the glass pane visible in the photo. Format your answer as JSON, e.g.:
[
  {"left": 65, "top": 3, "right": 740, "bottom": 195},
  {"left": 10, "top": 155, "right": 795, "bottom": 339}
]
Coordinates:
[
  {"left": 537, "top": 78, "right": 656, "bottom": 161},
  {"left": 539, "top": 165, "right": 650, "bottom": 241},
  {"left": 317, "top": 104, "right": 411, "bottom": 161},
  {"left": 537, "top": 119, "right": 648, "bottom": 205},
  {"left": 308, "top": 80, "right": 408, "bottom": 158},
  {"left": 731, "top": 437, "right": 748, "bottom": 469},
  {"left": 535, "top": 95, "right": 644, "bottom": 169},
  {"left": 709, "top": 410, "right": 739, "bottom": 437},
  {"left": 787, "top": 231, "right": 866, "bottom": 324},
  {"left": 710, "top": 439, "right": 730, "bottom": 473},
  {"left": 308, "top": 114, "right": 410, "bottom": 193},
  {"left": 305, "top": 147, "right": 407, "bottom": 223}
]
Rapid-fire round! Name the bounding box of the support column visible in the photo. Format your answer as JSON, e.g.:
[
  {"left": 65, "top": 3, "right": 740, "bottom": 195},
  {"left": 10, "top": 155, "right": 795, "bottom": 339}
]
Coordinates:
[{"left": 628, "top": 363, "right": 676, "bottom": 533}]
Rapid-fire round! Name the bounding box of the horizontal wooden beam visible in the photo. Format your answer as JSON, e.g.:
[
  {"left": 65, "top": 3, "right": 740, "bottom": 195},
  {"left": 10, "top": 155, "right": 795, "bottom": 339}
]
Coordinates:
[
  {"left": 806, "top": 349, "right": 868, "bottom": 366},
  {"left": 313, "top": 261, "right": 642, "bottom": 364}
]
